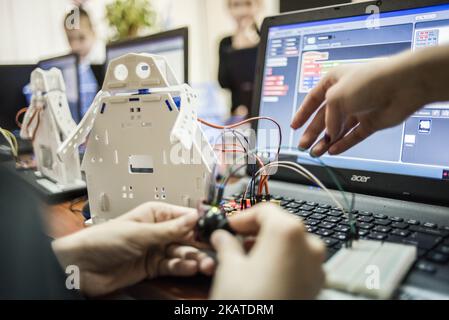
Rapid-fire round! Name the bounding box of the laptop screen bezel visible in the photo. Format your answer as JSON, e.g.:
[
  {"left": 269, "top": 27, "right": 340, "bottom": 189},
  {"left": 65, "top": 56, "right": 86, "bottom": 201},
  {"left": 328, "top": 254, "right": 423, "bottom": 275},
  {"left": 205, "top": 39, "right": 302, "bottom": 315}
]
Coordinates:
[
  {"left": 105, "top": 27, "right": 189, "bottom": 84},
  {"left": 251, "top": 0, "right": 449, "bottom": 207}
]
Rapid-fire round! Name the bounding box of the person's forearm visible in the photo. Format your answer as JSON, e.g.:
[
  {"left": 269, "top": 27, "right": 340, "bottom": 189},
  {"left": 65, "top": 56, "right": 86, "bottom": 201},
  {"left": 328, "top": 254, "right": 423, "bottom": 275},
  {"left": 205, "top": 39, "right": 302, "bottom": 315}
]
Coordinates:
[
  {"left": 415, "top": 45, "right": 449, "bottom": 103},
  {"left": 391, "top": 45, "right": 449, "bottom": 106},
  {"left": 51, "top": 233, "right": 85, "bottom": 270}
]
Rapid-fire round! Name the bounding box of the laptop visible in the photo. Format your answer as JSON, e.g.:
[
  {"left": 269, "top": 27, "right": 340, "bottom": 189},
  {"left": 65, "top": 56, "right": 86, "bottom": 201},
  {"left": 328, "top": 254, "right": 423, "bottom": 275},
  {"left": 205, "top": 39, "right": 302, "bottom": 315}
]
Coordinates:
[{"left": 229, "top": 0, "right": 449, "bottom": 299}]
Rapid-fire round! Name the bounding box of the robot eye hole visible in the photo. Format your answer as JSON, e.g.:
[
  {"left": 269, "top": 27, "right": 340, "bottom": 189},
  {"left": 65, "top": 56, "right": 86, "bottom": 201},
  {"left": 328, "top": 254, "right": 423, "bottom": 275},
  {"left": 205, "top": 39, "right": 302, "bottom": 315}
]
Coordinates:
[
  {"left": 136, "top": 62, "right": 151, "bottom": 79},
  {"left": 114, "top": 64, "right": 128, "bottom": 81}
]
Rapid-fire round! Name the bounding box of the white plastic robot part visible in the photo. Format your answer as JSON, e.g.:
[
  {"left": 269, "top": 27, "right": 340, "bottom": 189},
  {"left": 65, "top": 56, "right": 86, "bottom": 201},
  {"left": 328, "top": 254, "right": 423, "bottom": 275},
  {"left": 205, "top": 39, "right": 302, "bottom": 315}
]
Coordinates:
[
  {"left": 57, "top": 90, "right": 110, "bottom": 160},
  {"left": 169, "top": 84, "right": 199, "bottom": 150},
  {"left": 324, "top": 240, "right": 417, "bottom": 299}
]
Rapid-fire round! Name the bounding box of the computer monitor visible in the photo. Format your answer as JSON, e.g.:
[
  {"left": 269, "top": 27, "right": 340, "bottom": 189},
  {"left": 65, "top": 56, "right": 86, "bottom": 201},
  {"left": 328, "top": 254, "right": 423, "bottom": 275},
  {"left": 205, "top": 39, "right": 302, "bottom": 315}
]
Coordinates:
[
  {"left": 280, "top": 0, "right": 351, "bottom": 13},
  {"left": 106, "top": 27, "right": 188, "bottom": 83},
  {"left": 38, "top": 54, "right": 81, "bottom": 122},
  {"left": 253, "top": 1, "right": 449, "bottom": 205},
  {"left": 0, "top": 65, "right": 35, "bottom": 132}
]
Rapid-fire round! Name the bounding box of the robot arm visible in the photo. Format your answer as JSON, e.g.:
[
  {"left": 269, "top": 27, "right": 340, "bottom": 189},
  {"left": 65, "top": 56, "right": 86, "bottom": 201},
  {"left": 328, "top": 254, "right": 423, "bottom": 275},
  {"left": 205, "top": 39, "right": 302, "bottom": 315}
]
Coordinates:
[
  {"left": 19, "top": 96, "right": 42, "bottom": 141},
  {"left": 57, "top": 90, "right": 110, "bottom": 160},
  {"left": 47, "top": 91, "right": 77, "bottom": 140},
  {"left": 170, "top": 84, "right": 199, "bottom": 150}
]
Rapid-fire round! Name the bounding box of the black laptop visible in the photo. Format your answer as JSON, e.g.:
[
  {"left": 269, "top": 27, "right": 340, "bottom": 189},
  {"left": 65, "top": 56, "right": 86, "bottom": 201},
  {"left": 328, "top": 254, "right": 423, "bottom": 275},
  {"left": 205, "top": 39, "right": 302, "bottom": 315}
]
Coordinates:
[{"left": 235, "top": 0, "right": 449, "bottom": 299}]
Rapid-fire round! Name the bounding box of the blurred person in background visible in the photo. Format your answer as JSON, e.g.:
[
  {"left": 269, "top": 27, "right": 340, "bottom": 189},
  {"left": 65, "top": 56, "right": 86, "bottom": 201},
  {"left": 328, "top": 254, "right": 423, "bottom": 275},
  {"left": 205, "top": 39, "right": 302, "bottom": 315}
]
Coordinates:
[
  {"left": 64, "top": 5, "right": 99, "bottom": 119},
  {"left": 218, "top": 0, "right": 262, "bottom": 120}
]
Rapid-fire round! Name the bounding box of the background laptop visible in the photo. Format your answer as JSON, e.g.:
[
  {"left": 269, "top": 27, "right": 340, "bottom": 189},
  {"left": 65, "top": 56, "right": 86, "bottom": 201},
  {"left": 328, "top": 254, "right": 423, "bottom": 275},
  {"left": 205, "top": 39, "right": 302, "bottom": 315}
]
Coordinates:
[{"left": 231, "top": 0, "right": 449, "bottom": 299}]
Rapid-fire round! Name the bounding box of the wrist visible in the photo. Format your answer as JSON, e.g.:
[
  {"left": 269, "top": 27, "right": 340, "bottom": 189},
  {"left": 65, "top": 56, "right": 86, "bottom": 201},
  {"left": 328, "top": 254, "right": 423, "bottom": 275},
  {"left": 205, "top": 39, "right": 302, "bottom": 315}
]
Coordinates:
[
  {"left": 393, "top": 46, "right": 449, "bottom": 105},
  {"left": 52, "top": 233, "right": 85, "bottom": 269},
  {"left": 414, "top": 45, "right": 449, "bottom": 103}
]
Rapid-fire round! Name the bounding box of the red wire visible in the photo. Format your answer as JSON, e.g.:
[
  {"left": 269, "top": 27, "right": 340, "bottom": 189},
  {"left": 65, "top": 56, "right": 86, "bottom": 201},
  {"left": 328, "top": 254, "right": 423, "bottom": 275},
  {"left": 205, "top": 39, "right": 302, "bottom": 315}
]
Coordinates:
[
  {"left": 15, "top": 107, "right": 28, "bottom": 128},
  {"left": 200, "top": 117, "right": 278, "bottom": 197}
]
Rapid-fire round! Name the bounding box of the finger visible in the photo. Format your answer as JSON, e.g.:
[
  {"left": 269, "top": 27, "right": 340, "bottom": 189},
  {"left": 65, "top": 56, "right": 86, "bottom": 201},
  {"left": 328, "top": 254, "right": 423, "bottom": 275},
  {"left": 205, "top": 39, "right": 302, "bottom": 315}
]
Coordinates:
[
  {"left": 253, "top": 211, "right": 306, "bottom": 256},
  {"left": 298, "top": 105, "right": 326, "bottom": 151},
  {"left": 210, "top": 230, "right": 244, "bottom": 261},
  {"left": 158, "top": 258, "right": 198, "bottom": 277},
  {"left": 310, "top": 117, "right": 358, "bottom": 157},
  {"left": 325, "top": 86, "right": 346, "bottom": 142},
  {"left": 151, "top": 203, "right": 198, "bottom": 223},
  {"left": 166, "top": 245, "right": 216, "bottom": 276},
  {"left": 227, "top": 203, "right": 283, "bottom": 235},
  {"left": 143, "top": 212, "right": 198, "bottom": 245},
  {"left": 306, "top": 234, "right": 326, "bottom": 263},
  {"left": 167, "top": 245, "right": 203, "bottom": 260},
  {"left": 328, "top": 123, "right": 374, "bottom": 155},
  {"left": 243, "top": 237, "right": 256, "bottom": 252},
  {"left": 119, "top": 201, "right": 197, "bottom": 223},
  {"left": 228, "top": 204, "right": 306, "bottom": 258},
  {"left": 291, "top": 76, "right": 331, "bottom": 129},
  {"left": 199, "top": 256, "right": 216, "bottom": 276}
]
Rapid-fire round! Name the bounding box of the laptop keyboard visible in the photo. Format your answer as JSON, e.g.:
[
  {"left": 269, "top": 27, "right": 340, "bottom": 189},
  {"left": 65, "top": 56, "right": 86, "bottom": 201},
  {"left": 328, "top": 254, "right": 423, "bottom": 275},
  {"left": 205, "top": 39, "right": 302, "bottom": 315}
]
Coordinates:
[{"left": 227, "top": 194, "right": 449, "bottom": 279}]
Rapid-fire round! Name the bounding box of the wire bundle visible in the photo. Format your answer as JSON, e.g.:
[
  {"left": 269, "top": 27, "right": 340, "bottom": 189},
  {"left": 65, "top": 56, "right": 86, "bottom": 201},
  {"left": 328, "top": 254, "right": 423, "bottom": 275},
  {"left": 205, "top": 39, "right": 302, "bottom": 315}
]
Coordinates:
[
  {"left": 198, "top": 116, "right": 356, "bottom": 222},
  {"left": 0, "top": 127, "right": 18, "bottom": 160}
]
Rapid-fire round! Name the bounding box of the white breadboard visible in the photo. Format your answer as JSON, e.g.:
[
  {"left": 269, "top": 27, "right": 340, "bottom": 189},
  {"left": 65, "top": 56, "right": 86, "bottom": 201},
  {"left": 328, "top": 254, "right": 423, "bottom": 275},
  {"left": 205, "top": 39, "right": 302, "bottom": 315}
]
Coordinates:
[{"left": 324, "top": 240, "right": 416, "bottom": 299}]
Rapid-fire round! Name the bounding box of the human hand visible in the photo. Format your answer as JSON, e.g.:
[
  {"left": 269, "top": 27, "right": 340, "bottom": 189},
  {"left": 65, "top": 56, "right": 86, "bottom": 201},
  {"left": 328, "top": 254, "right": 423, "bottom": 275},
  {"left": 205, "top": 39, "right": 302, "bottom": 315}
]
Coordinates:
[
  {"left": 210, "top": 203, "right": 325, "bottom": 300},
  {"left": 52, "top": 202, "right": 215, "bottom": 297},
  {"left": 291, "top": 53, "right": 433, "bottom": 156}
]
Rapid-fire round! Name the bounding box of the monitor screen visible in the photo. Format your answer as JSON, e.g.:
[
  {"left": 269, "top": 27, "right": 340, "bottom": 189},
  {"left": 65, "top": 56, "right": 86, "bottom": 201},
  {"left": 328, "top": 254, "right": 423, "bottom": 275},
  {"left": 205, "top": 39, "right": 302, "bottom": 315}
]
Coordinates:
[
  {"left": 257, "top": 3, "right": 449, "bottom": 182},
  {"left": 39, "top": 55, "right": 80, "bottom": 122},
  {"left": 106, "top": 31, "right": 187, "bottom": 83}
]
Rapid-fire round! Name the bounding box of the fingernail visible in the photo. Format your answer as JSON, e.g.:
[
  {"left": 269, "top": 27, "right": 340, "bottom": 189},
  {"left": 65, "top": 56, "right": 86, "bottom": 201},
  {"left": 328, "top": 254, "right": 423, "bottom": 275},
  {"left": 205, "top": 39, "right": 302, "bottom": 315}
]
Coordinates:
[
  {"left": 298, "top": 146, "right": 307, "bottom": 152},
  {"left": 182, "top": 212, "right": 198, "bottom": 225},
  {"left": 309, "top": 149, "right": 318, "bottom": 158}
]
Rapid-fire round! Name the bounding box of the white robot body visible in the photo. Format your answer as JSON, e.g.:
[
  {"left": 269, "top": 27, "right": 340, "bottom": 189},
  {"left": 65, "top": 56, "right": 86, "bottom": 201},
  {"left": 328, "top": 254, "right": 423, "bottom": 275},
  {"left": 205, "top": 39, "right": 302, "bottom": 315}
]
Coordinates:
[
  {"left": 20, "top": 68, "right": 84, "bottom": 191},
  {"left": 58, "top": 54, "right": 216, "bottom": 223}
]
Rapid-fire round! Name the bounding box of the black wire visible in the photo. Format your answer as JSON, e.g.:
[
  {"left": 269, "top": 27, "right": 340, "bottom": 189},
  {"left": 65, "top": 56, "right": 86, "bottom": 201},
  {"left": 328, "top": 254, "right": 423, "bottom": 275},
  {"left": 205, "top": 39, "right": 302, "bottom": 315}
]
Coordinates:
[{"left": 230, "top": 129, "right": 249, "bottom": 153}]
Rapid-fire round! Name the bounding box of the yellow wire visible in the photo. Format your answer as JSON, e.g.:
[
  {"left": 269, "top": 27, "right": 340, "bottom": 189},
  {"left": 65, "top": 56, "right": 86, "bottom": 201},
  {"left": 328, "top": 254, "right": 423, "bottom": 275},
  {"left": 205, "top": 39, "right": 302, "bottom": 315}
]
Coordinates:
[{"left": 0, "top": 127, "right": 18, "bottom": 159}]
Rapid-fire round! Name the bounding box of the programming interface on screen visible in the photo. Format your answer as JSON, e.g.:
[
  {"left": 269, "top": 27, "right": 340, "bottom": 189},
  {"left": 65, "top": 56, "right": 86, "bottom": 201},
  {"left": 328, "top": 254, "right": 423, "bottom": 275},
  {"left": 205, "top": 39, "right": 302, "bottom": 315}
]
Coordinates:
[{"left": 258, "top": 4, "right": 449, "bottom": 180}]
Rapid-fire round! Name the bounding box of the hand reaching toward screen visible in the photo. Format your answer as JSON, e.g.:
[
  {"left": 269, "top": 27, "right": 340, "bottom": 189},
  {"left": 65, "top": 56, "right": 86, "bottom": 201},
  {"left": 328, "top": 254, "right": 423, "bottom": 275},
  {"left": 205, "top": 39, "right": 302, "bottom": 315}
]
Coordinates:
[
  {"left": 291, "top": 45, "right": 449, "bottom": 157},
  {"left": 52, "top": 202, "right": 215, "bottom": 297},
  {"left": 210, "top": 203, "right": 326, "bottom": 300}
]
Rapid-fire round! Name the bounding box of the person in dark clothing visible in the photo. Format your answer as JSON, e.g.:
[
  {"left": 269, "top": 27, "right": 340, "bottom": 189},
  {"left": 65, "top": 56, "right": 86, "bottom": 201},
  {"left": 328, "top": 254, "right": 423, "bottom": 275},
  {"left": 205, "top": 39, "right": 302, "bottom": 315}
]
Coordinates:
[
  {"left": 0, "top": 166, "right": 79, "bottom": 299},
  {"left": 218, "top": 0, "right": 262, "bottom": 117}
]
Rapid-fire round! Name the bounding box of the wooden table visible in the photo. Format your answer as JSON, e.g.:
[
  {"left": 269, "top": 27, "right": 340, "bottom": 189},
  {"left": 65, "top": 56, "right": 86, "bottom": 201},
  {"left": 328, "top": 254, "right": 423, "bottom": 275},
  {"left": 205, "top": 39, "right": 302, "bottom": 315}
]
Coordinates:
[{"left": 47, "top": 200, "right": 211, "bottom": 300}]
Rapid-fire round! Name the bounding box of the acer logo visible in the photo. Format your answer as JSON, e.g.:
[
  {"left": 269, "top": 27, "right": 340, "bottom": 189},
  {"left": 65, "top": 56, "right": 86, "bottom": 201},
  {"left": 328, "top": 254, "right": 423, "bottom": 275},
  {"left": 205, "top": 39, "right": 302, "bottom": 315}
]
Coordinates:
[{"left": 351, "top": 175, "right": 371, "bottom": 183}]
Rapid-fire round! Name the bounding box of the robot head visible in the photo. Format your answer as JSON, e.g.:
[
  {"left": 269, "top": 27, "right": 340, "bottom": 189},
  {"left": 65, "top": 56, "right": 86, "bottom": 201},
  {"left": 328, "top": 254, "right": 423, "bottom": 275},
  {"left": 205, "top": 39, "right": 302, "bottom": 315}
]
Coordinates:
[
  {"left": 102, "top": 53, "right": 180, "bottom": 93},
  {"left": 30, "top": 68, "right": 66, "bottom": 94}
]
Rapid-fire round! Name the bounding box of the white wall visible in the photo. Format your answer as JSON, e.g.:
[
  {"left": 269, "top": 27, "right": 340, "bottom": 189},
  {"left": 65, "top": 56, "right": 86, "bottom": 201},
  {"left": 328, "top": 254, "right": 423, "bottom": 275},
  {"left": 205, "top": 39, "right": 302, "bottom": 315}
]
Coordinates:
[{"left": 0, "top": 0, "right": 279, "bottom": 84}]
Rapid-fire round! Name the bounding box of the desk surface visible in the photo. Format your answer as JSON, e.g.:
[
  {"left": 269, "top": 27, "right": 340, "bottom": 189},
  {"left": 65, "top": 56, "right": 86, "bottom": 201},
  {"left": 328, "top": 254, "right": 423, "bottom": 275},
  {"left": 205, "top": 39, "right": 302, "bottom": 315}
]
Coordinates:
[{"left": 48, "top": 201, "right": 211, "bottom": 300}]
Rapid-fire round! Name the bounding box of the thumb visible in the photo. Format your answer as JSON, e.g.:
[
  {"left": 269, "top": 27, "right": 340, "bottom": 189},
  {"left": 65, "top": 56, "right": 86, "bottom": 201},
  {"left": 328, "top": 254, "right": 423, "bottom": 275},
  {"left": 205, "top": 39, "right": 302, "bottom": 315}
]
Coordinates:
[
  {"left": 211, "top": 230, "right": 244, "bottom": 261},
  {"left": 143, "top": 212, "right": 198, "bottom": 245}
]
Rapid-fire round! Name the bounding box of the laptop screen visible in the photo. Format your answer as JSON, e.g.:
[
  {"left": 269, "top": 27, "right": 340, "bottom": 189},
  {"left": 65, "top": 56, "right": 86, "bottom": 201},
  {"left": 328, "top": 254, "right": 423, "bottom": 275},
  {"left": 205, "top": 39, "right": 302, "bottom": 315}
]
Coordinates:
[
  {"left": 106, "top": 34, "right": 186, "bottom": 83},
  {"left": 257, "top": 3, "right": 449, "bottom": 182}
]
